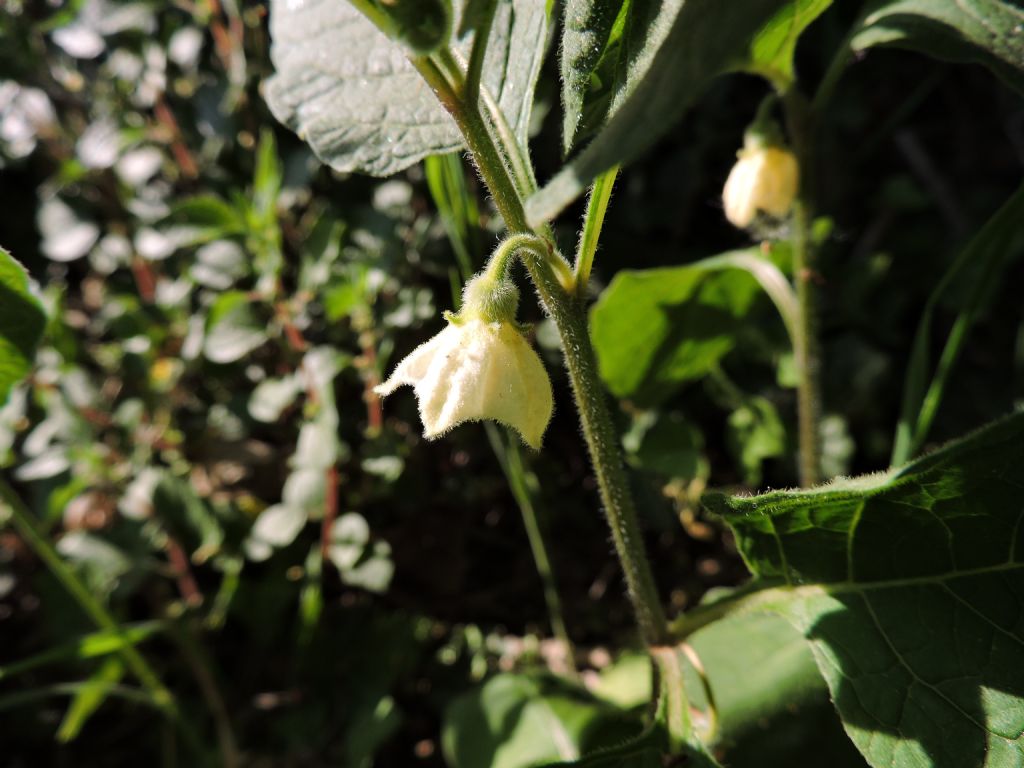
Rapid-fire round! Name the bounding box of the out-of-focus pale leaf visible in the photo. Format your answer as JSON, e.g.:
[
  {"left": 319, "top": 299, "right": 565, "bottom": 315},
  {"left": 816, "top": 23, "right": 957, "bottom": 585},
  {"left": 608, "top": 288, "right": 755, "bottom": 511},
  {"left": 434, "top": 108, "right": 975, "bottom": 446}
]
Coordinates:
[
  {"left": 250, "top": 503, "right": 307, "bottom": 548},
  {"left": 248, "top": 375, "right": 302, "bottom": 423},
  {"left": 203, "top": 291, "right": 268, "bottom": 364},
  {"left": 38, "top": 198, "right": 99, "bottom": 263}
]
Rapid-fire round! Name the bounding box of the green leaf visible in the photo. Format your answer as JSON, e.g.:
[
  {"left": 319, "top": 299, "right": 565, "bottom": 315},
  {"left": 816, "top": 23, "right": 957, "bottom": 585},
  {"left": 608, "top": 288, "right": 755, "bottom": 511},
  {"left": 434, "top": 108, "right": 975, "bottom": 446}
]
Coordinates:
[
  {"left": 559, "top": 0, "right": 626, "bottom": 153},
  {"left": 892, "top": 181, "right": 1024, "bottom": 465},
  {"left": 0, "top": 622, "right": 163, "bottom": 681},
  {"left": 745, "top": 0, "right": 833, "bottom": 88},
  {"left": 850, "top": 0, "right": 1024, "bottom": 95},
  {"left": 704, "top": 411, "right": 1024, "bottom": 768},
  {"left": 167, "top": 195, "right": 248, "bottom": 243},
  {"left": 727, "top": 396, "right": 786, "bottom": 486},
  {"left": 590, "top": 252, "right": 770, "bottom": 406},
  {"left": 203, "top": 291, "right": 269, "bottom": 364},
  {"left": 424, "top": 152, "right": 481, "bottom": 280},
  {"left": 152, "top": 473, "right": 224, "bottom": 563},
  {"left": 443, "top": 674, "right": 644, "bottom": 768},
  {"left": 683, "top": 611, "right": 868, "bottom": 767},
  {"left": 57, "top": 656, "right": 125, "bottom": 742},
  {"left": 623, "top": 411, "right": 708, "bottom": 481},
  {"left": 0, "top": 248, "right": 46, "bottom": 406},
  {"left": 527, "top": 0, "right": 797, "bottom": 225},
  {"left": 266, "top": 0, "right": 547, "bottom": 176}
]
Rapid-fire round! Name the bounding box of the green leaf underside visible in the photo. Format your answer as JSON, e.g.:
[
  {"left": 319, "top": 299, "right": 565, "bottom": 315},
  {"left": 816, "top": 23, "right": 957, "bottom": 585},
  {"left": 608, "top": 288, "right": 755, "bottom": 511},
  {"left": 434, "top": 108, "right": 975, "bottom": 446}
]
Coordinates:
[
  {"left": 589, "top": 252, "right": 771, "bottom": 406},
  {"left": 850, "top": 0, "right": 1024, "bottom": 96},
  {"left": 748, "top": 0, "right": 834, "bottom": 87},
  {"left": 0, "top": 248, "right": 46, "bottom": 407},
  {"left": 560, "top": 0, "right": 626, "bottom": 153},
  {"left": 266, "top": 0, "right": 547, "bottom": 177},
  {"left": 706, "top": 411, "right": 1024, "bottom": 768},
  {"left": 528, "top": 0, "right": 802, "bottom": 225}
]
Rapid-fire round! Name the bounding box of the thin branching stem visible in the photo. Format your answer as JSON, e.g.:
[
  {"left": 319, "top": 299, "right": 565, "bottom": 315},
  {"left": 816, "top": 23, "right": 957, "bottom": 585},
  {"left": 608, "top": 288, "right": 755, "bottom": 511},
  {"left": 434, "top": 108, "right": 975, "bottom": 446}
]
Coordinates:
[{"left": 782, "top": 88, "right": 822, "bottom": 487}]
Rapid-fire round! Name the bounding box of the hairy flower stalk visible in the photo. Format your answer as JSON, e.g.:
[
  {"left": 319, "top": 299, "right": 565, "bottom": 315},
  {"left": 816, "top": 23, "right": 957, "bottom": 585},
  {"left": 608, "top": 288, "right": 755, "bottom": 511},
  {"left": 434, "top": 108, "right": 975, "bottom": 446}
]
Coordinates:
[{"left": 375, "top": 264, "right": 554, "bottom": 449}]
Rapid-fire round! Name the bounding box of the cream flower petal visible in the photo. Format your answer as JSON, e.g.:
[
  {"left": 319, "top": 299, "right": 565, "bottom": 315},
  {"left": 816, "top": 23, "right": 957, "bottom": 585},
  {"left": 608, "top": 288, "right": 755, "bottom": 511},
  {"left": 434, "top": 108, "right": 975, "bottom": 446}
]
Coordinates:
[
  {"left": 722, "top": 145, "right": 799, "bottom": 228},
  {"left": 373, "top": 329, "right": 448, "bottom": 397},
  {"left": 375, "top": 319, "right": 553, "bottom": 449}
]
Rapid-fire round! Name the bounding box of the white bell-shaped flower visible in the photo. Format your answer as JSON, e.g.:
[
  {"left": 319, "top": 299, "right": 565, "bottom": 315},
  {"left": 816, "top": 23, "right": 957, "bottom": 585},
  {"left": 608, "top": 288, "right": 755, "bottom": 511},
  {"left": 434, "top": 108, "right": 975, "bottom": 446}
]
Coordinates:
[
  {"left": 375, "top": 274, "right": 553, "bottom": 449},
  {"left": 722, "top": 136, "right": 799, "bottom": 229}
]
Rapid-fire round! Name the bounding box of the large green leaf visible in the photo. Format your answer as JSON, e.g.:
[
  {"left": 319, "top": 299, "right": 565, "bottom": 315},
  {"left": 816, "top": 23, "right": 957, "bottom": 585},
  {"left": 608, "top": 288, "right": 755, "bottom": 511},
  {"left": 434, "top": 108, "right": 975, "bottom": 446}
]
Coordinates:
[
  {"left": 529, "top": 0, "right": 824, "bottom": 225},
  {"left": 850, "top": 0, "right": 1024, "bottom": 95},
  {"left": 266, "top": 0, "right": 547, "bottom": 176},
  {"left": 704, "top": 411, "right": 1024, "bottom": 768},
  {"left": 559, "top": 0, "right": 626, "bottom": 154},
  {"left": 683, "top": 611, "right": 868, "bottom": 767},
  {"left": 0, "top": 248, "right": 46, "bottom": 407},
  {"left": 590, "top": 249, "right": 790, "bottom": 406}
]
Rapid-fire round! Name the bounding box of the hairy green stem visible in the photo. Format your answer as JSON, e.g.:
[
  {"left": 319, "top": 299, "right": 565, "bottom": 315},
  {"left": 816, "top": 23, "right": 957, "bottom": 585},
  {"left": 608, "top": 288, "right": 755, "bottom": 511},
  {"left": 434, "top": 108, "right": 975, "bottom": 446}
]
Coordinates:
[
  {"left": 514, "top": 238, "right": 669, "bottom": 646},
  {"left": 417, "top": 53, "right": 529, "bottom": 232},
  {"left": 411, "top": 34, "right": 668, "bottom": 646},
  {"left": 436, "top": 48, "right": 538, "bottom": 199},
  {"left": 782, "top": 88, "right": 822, "bottom": 487}
]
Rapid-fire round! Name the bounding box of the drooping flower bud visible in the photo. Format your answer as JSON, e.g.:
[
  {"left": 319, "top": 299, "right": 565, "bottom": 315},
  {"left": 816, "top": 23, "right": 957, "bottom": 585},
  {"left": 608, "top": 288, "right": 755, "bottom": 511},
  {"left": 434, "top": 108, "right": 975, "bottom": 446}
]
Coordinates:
[
  {"left": 722, "top": 134, "right": 799, "bottom": 229},
  {"left": 374, "top": 272, "right": 553, "bottom": 449}
]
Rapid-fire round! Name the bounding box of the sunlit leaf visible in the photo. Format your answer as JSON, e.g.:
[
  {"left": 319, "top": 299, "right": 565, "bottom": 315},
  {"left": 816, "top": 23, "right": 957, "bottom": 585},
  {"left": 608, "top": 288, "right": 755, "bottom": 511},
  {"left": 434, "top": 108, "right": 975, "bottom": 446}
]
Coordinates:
[
  {"left": 705, "top": 411, "right": 1024, "bottom": 768},
  {"left": 266, "top": 0, "right": 548, "bottom": 176}
]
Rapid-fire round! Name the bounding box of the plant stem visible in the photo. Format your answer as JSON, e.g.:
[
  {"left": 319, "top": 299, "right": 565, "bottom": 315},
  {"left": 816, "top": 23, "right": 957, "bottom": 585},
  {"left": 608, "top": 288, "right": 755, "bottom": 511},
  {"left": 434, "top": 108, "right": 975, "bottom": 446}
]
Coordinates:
[
  {"left": 0, "top": 477, "right": 176, "bottom": 712},
  {"left": 463, "top": 0, "right": 497, "bottom": 111},
  {"left": 416, "top": 43, "right": 668, "bottom": 647},
  {"left": 419, "top": 52, "right": 530, "bottom": 232},
  {"left": 518, "top": 241, "right": 669, "bottom": 646},
  {"left": 484, "top": 424, "right": 577, "bottom": 676},
  {"left": 170, "top": 617, "right": 241, "bottom": 768},
  {"left": 782, "top": 88, "right": 822, "bottom": 487},
  {"left": 574, "top": 167, "right": 618, "bottom": 294}
]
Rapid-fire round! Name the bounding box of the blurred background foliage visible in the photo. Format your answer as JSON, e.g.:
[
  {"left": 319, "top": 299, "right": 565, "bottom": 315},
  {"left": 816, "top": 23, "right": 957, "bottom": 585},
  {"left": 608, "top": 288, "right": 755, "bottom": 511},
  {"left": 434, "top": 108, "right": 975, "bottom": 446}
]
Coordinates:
[{"left": 0, "top": 0, "right": 1021, "bottom": 765}]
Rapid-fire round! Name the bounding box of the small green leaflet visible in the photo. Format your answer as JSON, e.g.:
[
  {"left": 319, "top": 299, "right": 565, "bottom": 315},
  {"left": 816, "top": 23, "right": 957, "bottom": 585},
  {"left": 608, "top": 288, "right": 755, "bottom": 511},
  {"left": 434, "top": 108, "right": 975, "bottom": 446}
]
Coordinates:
[
  {"left": 705, "top": 411, "right": 1024, "bottom": 768},
  {"left": 748, "top": 0, "right": 833, "bottom": 88},
  {"left": 0, "top": 247, "right": 46, "bottom": 406}
]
